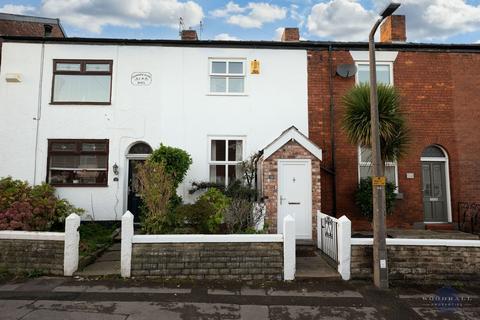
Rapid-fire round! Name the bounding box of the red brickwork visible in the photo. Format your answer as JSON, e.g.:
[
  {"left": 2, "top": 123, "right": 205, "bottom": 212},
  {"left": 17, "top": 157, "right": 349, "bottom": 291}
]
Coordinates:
[
  {"left": 380, "top": 15, "right": 406, "bottom": 43},
  {"left": 0, "top": 20, "right": 64, "bottom": 37},
  {"left": 261, "top": 140, "right": 321, "bottom": 240},
  {"left": 308, "top": 49, "right": 480, "bottom": 230}
]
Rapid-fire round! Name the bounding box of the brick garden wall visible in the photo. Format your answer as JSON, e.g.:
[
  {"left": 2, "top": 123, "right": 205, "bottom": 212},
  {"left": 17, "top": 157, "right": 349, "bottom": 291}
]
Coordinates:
[
  {"left": 131, "top": 242, "right": 283, "bottom": 280},
  {"left": 0, "top": 239, "right": 64, "bottom": 275},
  {"left": 308, "top": 48, "right": 480, "bottom": 230},
  {"left": 351, "top": 244, "right": 480, "bottom": 283}
]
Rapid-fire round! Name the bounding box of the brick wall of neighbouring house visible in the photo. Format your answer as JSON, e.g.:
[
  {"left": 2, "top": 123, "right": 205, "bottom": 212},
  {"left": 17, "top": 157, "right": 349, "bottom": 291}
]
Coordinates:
[
  {"left": 351, "top": 244, "right": 480, "bottom": 283},
  {"left": 0, "top": 239, "right": 64, "bottom": 275},
  {"left": 131, "top": 242, "right": 283, "bottom": 280},
  {"left": 262, "top": 140, "right": 321, "bottom": 239},
  {"left": 308, "top": 49, "right": 480, "bottom": 230},
  {"left": 0, "top": 20, "right": 64, "bottom": 37}
]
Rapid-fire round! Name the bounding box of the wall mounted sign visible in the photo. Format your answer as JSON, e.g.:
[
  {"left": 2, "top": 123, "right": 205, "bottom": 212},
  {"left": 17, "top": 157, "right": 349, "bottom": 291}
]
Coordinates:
[
  {"left": 250, "top": 60, "right": 260, "bottom": 74},
  {"left": 131, "top": 72, "right": 152, "bottom": 86}
]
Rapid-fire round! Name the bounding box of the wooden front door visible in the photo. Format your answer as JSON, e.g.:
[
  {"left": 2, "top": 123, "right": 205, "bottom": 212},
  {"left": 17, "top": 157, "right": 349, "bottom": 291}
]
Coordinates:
[{"left": 422, "top": 161, "right": 448, "bottom": 222}]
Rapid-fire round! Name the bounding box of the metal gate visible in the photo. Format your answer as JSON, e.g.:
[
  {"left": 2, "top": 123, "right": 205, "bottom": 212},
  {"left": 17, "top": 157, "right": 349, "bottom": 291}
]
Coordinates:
[{"left": 320, "top": 216, "right": 338, "bottom": 263}]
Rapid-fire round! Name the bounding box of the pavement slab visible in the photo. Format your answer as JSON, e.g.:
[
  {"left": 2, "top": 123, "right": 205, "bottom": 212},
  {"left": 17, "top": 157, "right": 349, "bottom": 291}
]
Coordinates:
[{"left": 0, "top": 277, "right": 479, "bottom": 319}]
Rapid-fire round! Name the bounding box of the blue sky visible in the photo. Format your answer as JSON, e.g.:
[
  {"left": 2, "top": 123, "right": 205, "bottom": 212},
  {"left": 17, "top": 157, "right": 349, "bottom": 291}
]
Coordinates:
[{"left": 1, "top": 0, "right": 479, "bottom": 43}]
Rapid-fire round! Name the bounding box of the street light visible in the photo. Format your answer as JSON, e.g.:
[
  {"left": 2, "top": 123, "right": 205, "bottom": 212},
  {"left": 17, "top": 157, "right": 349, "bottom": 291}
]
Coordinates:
[{"left": 368, "top": 2, "right": 400, "bottom": 290}]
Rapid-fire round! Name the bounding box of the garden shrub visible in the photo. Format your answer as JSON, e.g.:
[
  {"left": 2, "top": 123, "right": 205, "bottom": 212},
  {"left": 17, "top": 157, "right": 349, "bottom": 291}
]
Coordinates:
[
  {"left": 190, "top": 179, "right": 258, "bottom": 201},
  {"left": 149, "top": 144, "right": 192, "bottom": 189},
  {"left": 136, "top": 161, "right": 173, "bottom": 234},
  {"left": 173, "top": 199, "right": 217, "bottom": 234},
  {"left": 198, "top": 188, "right": 230, "bottom": 233},
  {"left": 224, "top": 198, "right": 264, "bottom": 234},
  {"left": 0, "top": 177, "right": 83, "bottom": 231},
  {"left": 355, "top": 177, "right": 397, "bottom": 222}
]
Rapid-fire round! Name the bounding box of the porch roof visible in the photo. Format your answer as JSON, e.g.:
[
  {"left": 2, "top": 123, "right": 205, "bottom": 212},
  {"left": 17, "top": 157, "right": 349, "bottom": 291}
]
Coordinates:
[{"left": 262, "top": 126, "right": 323, "bottom": 161}]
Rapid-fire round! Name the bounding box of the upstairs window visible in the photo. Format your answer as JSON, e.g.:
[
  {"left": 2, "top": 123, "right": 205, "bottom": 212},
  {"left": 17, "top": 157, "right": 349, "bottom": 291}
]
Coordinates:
[
  {"left": 358, "top": 146, "right": 398, "bottom": 186},
  {"left": 48, "top": 139, "right": 109, "bottom": 186},
  {"left": 356, "top": 63, "right": 392, "bottom": 85},
  {"left": 209, "top": 60, "right": 245, "bottom": 94},
  {"left": 209, "top": 138, "right": 244, "bottom": 185},
  {"left": 52, "top": 60, "right": 112, "bottom": 104}
]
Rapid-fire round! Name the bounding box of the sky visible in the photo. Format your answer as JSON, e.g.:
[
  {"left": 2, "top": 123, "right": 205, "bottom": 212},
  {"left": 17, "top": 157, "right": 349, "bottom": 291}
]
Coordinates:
[{"left": 1, "top": 0, "right": 479, "bottom": 43}]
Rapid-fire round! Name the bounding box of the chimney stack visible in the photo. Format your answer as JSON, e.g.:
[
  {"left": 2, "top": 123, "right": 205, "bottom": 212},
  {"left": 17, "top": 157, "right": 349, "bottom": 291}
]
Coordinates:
[
  {"left": 281, "top": 28, "right": 300, "bottom": 42},
  {"left": 181, "top": 29, "right": 198, "bottom": 41},
  {"left": 380, "top": 15, "right": 406, "bottom": 43}
]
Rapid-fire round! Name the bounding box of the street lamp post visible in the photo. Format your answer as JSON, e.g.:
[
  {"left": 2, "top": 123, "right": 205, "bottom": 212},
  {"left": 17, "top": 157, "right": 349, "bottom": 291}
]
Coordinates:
[{"left": 368, "top": 2, "right": 400, "bottom": 290}]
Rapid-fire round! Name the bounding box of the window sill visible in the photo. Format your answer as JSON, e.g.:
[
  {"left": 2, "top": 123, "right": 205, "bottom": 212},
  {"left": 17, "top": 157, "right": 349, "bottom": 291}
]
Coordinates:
[
  {"left": 50, "top": 102, "right": 111, "bottom": 106},
  {"left": 206, "top": 93, "right": 248, "bottom": 97}
]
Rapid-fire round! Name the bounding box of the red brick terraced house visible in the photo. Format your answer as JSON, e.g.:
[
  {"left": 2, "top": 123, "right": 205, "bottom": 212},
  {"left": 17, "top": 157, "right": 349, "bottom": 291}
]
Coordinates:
[{"left": 301, "top": 16, "right": 480, "bottom": 231}]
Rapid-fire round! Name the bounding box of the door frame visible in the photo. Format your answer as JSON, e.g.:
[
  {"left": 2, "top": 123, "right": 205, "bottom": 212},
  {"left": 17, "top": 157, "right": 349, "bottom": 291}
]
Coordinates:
[
  {"left": 420, "top": 146, "right": 452, "bottom": 223},
  {"left": 123, "top": 153, "right": 151, "bottom": 215},
  {"left": 277, "top": 159, "right": 312, "bottom": 239}
]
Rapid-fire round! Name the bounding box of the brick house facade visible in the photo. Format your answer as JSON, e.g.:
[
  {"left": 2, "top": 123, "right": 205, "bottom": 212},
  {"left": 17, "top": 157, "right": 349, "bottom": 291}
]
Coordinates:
[{"left": 305, "top": 17, "right": 480, "bottom": 231}]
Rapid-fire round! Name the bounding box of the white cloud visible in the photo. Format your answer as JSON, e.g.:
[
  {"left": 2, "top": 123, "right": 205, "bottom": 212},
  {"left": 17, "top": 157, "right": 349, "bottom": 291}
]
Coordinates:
[
  {"left": 307, "top": 0, "right": 480, "bottom": 42},
  {"left": 475, "top": 40, "right": 480, "bottom": 44},
  {"left": 0, "top": 4, "right": 35, "bottom": 15},
  {"left": 213, "top": 33, "right": 239, "bottom": 41},
  {"left": 211, "top": 1, "right": 245, "bottom": 18},
  {"left": 1, "top": 0, "right": 204, "bottom": 34},
  {"left": 274, "top": 27, "right": 284, "bottom": 41},
  {"left": 307, "top": 0, "right": 376, "bottom": 41},
  {"left": 211, "top": 2, "right": 287, "bottom": 29}
]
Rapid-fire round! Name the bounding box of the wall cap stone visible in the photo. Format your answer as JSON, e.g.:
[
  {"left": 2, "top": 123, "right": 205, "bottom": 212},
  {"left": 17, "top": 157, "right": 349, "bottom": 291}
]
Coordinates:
[
  {"left": 132, "top": 234, "right": 283, "bottom": 243},
  {"left": 0, "top": 230, "right": 64, "bottom": 241},
  {"left": 351, "top": 237, "right": 480, "bottom": 247}
]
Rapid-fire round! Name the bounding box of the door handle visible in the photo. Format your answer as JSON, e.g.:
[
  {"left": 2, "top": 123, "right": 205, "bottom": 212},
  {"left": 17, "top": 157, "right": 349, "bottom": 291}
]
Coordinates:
[{"left": 288, "top": 202, "right": 301, "bottom": 205}]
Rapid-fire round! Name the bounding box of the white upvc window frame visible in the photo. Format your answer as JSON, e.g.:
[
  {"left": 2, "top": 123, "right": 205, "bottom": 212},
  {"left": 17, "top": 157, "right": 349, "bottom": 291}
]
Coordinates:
[
  {"left": 355, "top": 61, "right": 394, "bottom": 85},
  {"left": 208, "top": 58, "right": 247, "bottom": 95},
  {"left": 208, "top": 136, "right": 246, "bottom": 186},
  {"left": 357, "top": 146, "right": 399, "bottom": 190}
]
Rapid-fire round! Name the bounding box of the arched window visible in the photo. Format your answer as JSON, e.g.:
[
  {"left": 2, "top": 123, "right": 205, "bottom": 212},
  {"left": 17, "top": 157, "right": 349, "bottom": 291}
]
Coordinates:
[
  {"left": 128, "top": 142, "right": 152, "bottom": 155},
  {"left": 421, "top": 145, "right": 445, "bottom": 158}
]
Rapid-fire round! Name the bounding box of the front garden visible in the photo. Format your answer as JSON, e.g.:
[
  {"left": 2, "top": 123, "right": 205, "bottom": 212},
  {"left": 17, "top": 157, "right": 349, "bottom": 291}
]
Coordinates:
[{"left": 134, "top": 144, "right": 265, "bottom": 235}]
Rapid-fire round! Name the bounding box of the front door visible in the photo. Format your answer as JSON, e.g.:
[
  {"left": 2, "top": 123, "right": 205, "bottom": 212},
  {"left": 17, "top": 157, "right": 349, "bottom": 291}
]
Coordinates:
[
  {"left": 278, "top": 160, "right": 312, "bottom": 239},
  {"left": 422, "top": 161, "right": 448, "bottom": 222},
  {"left": 127, "top": 159, "right": 144, "bottom": 222}
]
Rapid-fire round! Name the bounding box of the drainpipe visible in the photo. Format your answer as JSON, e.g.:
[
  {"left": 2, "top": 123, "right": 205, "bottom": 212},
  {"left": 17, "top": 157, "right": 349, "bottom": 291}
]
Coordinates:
[
  {"left": 33, "top": 41, "right": 46, "bottom": 185},
  {"left": 328, "top": 44, "right": 338, "bottom": 217}
]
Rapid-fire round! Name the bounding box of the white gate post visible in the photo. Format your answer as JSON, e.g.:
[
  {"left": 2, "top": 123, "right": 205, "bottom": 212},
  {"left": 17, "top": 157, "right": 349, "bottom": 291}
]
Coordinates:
[
  {"left": 337, "top": 215, "right": 351, "bottom": 280},
  {"left": 283, "top": 215, "right": 296, "bottom": 281},
  {"left": 64, "top": 213, "right": 80, "bottom": 276},
  {"left": 121, "top": 211, "right": 134, "bottom": 278}
]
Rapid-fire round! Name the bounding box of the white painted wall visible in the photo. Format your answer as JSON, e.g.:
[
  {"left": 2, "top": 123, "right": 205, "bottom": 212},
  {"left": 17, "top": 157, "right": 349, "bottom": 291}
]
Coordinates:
[{"left": 0, "top": 42, "right": 308, "bottom": 220}]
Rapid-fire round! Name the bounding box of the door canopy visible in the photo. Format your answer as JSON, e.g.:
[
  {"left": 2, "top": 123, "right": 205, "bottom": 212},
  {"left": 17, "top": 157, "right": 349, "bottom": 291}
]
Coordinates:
[{"left": 262, "top": 126, "right": 322, "bottom": 161}]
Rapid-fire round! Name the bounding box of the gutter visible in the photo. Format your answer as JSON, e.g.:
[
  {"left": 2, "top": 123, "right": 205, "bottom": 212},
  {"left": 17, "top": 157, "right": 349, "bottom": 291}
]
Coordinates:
[{"left": 328, "top": 44, "right": 337, "bottom": 217}]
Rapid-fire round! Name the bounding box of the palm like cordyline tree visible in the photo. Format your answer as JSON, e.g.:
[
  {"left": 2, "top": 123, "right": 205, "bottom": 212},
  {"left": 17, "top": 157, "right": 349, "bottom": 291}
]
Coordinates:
[{"left": 342, "top": 83, "right": 409, "bottom": 165}]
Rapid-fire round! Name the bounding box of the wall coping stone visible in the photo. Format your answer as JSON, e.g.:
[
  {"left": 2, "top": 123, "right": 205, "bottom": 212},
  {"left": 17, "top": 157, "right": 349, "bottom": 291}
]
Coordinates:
[
  {"left": 351, "top": 237, "right": 480, "bottom": 247},
  {"left": 132, "top": 234, "right": 283, "bottom": 244},
  {"left": 0, "top": 230, "right": 65, "bottom": 241}
]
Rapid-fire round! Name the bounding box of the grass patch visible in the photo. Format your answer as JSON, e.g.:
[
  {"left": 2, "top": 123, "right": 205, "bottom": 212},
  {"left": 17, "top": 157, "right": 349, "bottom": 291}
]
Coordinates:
[{"left": 79, "top": 222, "right": 118, "bottom": 257}]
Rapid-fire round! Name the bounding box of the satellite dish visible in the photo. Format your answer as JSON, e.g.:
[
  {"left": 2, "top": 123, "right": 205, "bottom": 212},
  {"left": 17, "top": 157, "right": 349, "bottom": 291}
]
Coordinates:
[{"left": 336, "top": 64, "right": 357, "bottom": 78}]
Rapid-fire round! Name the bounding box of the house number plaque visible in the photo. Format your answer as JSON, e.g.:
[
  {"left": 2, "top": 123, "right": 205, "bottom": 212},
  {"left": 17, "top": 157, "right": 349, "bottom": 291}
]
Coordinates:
[{"left": 131, "top": 72, "right": 152, "bottom": 86}]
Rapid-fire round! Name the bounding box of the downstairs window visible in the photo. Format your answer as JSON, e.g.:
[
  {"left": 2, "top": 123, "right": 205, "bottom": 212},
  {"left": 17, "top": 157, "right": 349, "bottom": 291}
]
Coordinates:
[{"left": 47, "top": 139, "right": 109, "bottom": 186}]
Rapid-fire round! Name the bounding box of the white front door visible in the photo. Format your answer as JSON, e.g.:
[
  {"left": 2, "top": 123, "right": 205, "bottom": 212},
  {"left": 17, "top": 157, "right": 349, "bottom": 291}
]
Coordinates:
[{"left": 277, "top": 159, "right": 312, "bottom": 239}]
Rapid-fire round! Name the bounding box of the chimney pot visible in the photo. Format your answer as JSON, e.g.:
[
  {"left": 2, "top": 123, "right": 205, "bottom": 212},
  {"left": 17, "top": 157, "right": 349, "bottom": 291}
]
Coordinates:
[
  {"left": 380, "top": 15, "right": 406, "bottom": 43},
  {"left": 181, "top": 29, "right": 198, "bottom": 41},
  {"left": 281, "top": 28, "right": 300, "bottom": 42}
]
